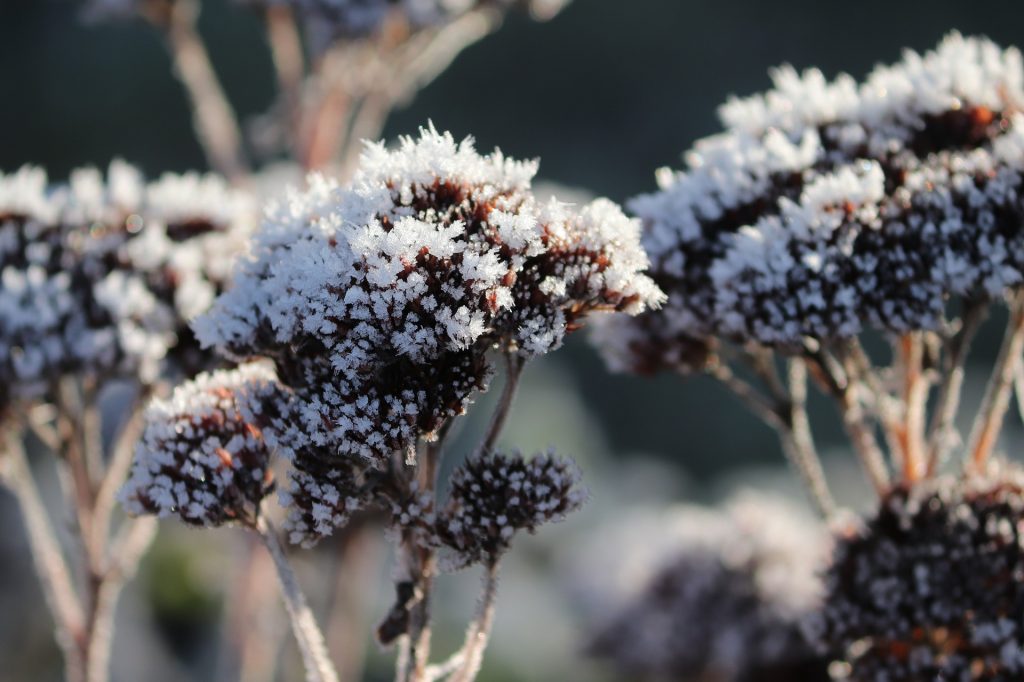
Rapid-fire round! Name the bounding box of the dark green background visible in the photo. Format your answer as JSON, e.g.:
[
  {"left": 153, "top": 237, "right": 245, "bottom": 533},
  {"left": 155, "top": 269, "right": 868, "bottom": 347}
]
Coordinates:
[{"left": 3, "top": 0, "right": 1023, "bottom": 477}]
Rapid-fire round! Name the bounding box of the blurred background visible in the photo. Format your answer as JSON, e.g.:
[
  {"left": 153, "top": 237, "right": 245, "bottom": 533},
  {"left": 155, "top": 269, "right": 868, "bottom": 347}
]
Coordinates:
[{"left": 3, "top": 0, "right": 1024, "bottom": 680}]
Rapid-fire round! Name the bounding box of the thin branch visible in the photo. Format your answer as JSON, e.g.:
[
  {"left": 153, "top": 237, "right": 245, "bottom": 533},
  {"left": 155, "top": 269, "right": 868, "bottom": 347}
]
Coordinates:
[
  {"left": 164, "top": 0, "right": 249, "bottom": 182},
  {"left": 967, "top": 293, "right": 1024, "bottom": 472},
  {"left": 255, "top": 515, "right": 340, "bottom": 682},
  {"left": 897, "top": 333, "right": 928, "bottom": 482},
  {"left": 476, "top": 353, "right": 525, "bottom": 457},
  {"left": 447, "top": 560, "right": 501, "bottom": 682},
  {"left": 780, "top": 359, "right": 836, "bottom": 518},
  {"left": 90, "top": 397, "right": 148, "bottom": 561},
  {"left": 809, "top": 349, "right": 890, "bottom": 497},
  {"left": 927, "top": 301, "right": 986, "bottom": 474},
  {"left": 85, "top": 517, "right": 157, "bottom": 682},
  {"left": 1, "top": 425, "right": 86, "bottom": 682}
]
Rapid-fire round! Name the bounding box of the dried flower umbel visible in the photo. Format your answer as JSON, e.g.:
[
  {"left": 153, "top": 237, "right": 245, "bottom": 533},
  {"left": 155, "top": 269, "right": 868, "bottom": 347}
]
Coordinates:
[
  {"left": 587, "top": 494, "right": 830, "bottom": 682},
  {"left": 0, "top": 161, "right": 254, "bottom": 682},
  {"left": 121, "top": 124, "right": 657, "bottom": 682},
  {"left": 592, "top": 32, "right": 1024, "bottom": 681}
]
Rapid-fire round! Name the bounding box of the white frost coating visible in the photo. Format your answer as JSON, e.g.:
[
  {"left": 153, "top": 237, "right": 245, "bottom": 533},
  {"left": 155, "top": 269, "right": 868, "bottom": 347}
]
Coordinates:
[
  {"left": 0, "top": 161, "right": 256, "bottom": 405},
  {"left": 120, "top": 363, "right": 282, "bottom": 526}
]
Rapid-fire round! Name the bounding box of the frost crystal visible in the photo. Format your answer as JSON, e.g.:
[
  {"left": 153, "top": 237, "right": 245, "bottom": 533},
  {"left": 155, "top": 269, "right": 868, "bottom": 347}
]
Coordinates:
[
  {"left": 0, "top": 162, "right": 255, "bottom": 409},
  {"left": 194, "top": 125, "right": 658, "bottom": 542},
  {"left": 120, "top": 364, "right": 286, "bottom": 527},
  {"left": 588, "top": 493, "right": 830, "bottom": 682},
  {"left": 594, "top": 33, "right": 1024, "bottom": 368},
  {"left": 817, "top": 465, "right": 1024, "bottom": 681},
  {"left": 436, "top": 449, "right": 587, "bottom": 568}
]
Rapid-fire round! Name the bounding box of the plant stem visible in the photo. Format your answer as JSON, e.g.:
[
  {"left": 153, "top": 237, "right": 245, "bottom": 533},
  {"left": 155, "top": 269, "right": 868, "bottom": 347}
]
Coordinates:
[
  {"left": 927, "top": 301, "right": 986, "bottom": 474},
  {"left": 165, "top": 0, "right": 249, "bottom": 182},
  {"left": 967, "top": 294, "right": 1024, "bottom": 472},
  {"left": 1, "top": 425, "right": 86, "bottom": 682},
  {"left": 264, "top": 4, "right": 305, "bottom": 156},
  {"left": 708, "top": 360, "right": 835, "bottom": 518},
  {"left": 256, "top": 515, "right": 340, "bottom": 682},
  {"left": 476, "top": 353, "right": 525, "bottom": 457},
  {"left": 447, "top": 560, "right": 501, "bottom": 682}
]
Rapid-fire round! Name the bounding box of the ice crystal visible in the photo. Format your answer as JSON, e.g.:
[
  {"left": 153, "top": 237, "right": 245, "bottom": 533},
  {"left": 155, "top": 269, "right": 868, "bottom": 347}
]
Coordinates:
[{"left": 119, "top": 364, "right": 285, "bottom": 527}]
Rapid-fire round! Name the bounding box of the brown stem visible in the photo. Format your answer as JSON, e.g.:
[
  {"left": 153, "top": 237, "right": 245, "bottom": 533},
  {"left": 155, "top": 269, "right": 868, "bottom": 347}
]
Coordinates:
[
  {"left": 898, "top": 333, "right": 928, "bottom": 482},
  {"left": 927, "top": 301, "right": 987, "bottom": 474},
  {"left": 165, "top": 0, "right": 249, "bottom": 182},
  {"left": 967, "top": 293, "right": 1024, "bottom": 472}
]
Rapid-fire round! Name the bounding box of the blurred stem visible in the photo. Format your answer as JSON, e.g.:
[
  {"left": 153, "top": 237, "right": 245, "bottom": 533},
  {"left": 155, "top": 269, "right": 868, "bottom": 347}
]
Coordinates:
[
  {"left": 446, "top": 560, "right": 501, "bottom": 682},
  {"left": 255, "top": 515, "right": 340, "bottom": 682},
  {"left": 708, "top": 358, "right": 835, "bottom": 518},
  {"left": 264, "top": 4, "right": 305, "bottom": 157},
  {"left": 809, "top": 348, "right": 891, "bottom": 497},
  {"left": 85, "top": 517, "right": 157, "bottom": 682},
  {"left": 165, "top": 0, "right": 249, "bottom": 183},
  {"left": 967, "top": 293, "right": 1024, "bottom": 473},
  {"left": 1, "top": 424, "right": 86, "bottom": 682},
  {"left": 895, "top": 333, "right": 928, "bottom": 482},
  {"left": 927, "top": 301, "right": 986, "bottom": 474}
]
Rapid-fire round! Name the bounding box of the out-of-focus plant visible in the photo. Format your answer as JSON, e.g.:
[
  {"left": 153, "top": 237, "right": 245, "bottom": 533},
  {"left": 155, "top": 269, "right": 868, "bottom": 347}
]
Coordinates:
[
  {"left": 0, "top": 162, "right": 256, "bottom": 682},
  {"left": 592, "top": 32, "right": 1024, "bottom": 680}
]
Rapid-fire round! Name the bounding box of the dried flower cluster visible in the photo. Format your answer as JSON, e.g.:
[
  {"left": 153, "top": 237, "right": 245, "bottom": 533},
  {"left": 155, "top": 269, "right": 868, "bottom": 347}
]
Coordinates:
[
  {"left": 193, "top": 125, "right": 659, "bottom": 544},
  {"left": 436, "top": 450, "right": 587, "bottom": 567},
  {"left": 594, "top": 33, "right": 1024, "bottom": 372},
  {"left": 0, "top": 162, "right": 254, "bottom": 409},
  {"left": 120, "top": 363, "right": 284, "bottom": 526},
  {"left": 588, "top": 494, "right": 830, "bottom": 682},
  {"left": 817, "top": 465, "right": 1024, "bottom": 681}
]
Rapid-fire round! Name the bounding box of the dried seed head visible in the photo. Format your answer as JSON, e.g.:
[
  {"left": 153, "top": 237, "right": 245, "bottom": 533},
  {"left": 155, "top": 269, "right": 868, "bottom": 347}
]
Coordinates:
[
  {"left": 194, "top": 126, "right": 657, "bottom": 540},
  {"left": 0, "top": 162, "right": 254, "bottom": 407},
  {"left": 120, "top": 363, "right": 286, "bottom": 527},
  {"left": 594, "top": 33, "right": 1024, "bottom": 371},
  {"left": 816, "top": 465, "right": 1024, "bottom": 681},
  {"left": 588, "top": 493, "right": 830, "bottom": 682},
  {"left": 436, "top": 449, "right": 587, "bottom": 568}
]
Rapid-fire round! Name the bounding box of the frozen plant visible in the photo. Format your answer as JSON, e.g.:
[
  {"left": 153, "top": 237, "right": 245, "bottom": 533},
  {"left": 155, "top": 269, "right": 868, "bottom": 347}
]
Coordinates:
[
  {"left": 120, "top": 124, "right": 660, "bottom": 682},
  {"left": 0, "top": 161, "right": 256, "bottom": 682},
  {"left": 586, "top": 493, "right": 831, "bottom": 682},
  {"left": 591, "top": 32, "right": 1024, "bottom": 680}
]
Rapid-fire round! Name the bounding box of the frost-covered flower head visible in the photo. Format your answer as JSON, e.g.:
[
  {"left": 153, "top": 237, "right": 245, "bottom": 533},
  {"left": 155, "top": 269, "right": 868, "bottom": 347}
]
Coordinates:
[
  {"left": 0, "top": 162, "right": 255, "bottom": 408},
  {"left": 436, "top": 449, "right": 587, "bottom": 568},
  {"left": 587, "top": 493, "right": 830, "bottom": 682},
  {"left": 595, "top": 33, "right": 1024, "bottom": 369},
  {"left": 195, "top": 125, "right": 661, "bottom": 482},
  {"left": 816, "top": 463, "right": 1024, "bottom": 681},
  {"left": 119, "top": 363, "right": 285, "bottom": 527}
]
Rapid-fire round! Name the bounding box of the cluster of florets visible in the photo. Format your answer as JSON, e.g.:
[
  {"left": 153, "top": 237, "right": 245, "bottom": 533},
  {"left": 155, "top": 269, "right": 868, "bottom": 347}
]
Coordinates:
[
  {"left": 817, "top": 465, "right": 1024, "bottom": 681},
  {"left": 119, "top": 364, "right": 285, "bottom": 527},
  {"left": 594, "top": 33, "right": 1024, "bottom": 372},
  {"left": 588, "top": 494, "right": 830, "bottom": 682},
  {"left": 435, "top": 450, "right": 586, "bottom": 568},
  {"left": 194, "top": 125, "right": 659, "bottom": 544},
  {"left": 0, "top": 162, "right": 254, "bottom": 410}
]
